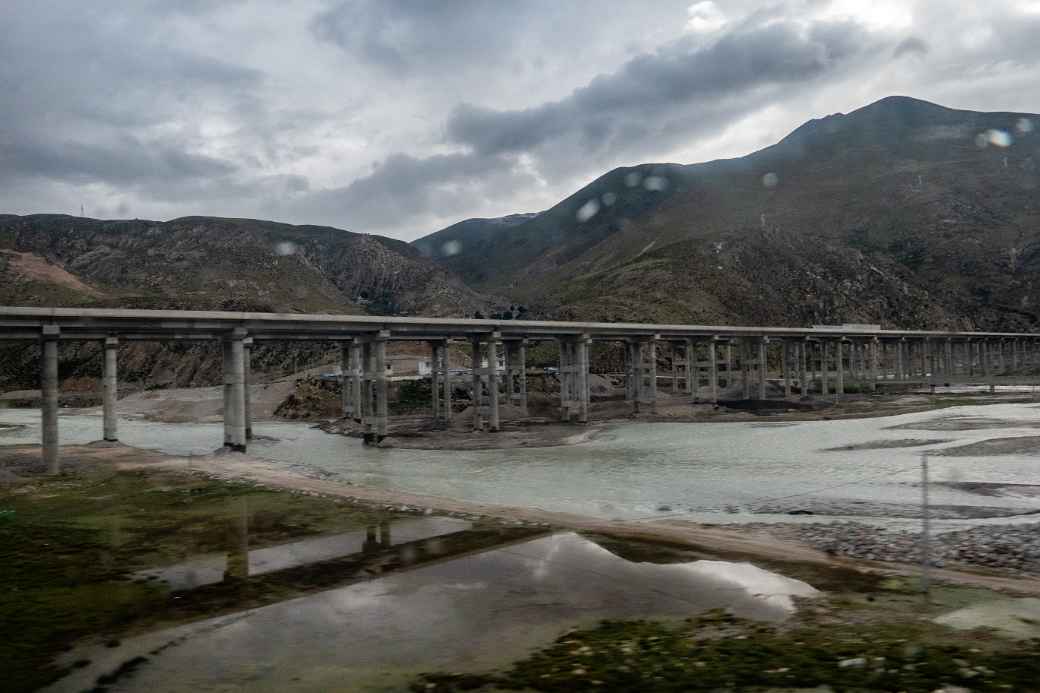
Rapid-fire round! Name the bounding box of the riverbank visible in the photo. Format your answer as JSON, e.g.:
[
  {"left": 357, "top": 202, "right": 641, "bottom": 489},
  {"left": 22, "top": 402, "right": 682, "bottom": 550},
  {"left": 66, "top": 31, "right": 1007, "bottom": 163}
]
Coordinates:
[{"left": 6, "top": 443, "right": 1040, "bottom": 692}]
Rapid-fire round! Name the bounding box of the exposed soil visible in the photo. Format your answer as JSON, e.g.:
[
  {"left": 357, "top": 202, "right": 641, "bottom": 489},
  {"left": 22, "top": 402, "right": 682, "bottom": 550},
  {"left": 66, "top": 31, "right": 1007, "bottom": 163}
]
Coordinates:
[{"left": 932, "top": 435, "right": 1040, "bottom": 457}]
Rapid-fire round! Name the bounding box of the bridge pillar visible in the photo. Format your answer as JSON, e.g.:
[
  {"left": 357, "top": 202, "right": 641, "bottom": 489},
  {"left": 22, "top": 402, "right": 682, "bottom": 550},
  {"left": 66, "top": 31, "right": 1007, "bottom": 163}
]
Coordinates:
[
  {"left": 373, "top": 332, "right": 389, "bottom": 439},
  {"left": 559, "top": 338, "right": 573, "bottom": 421},
  {"left": 835, "top": 339, "right": 845, "bottom": 397},
  {"left": 819, "top": 341, "right": 829, "bottom": 397},
  {"left": 429, "top": 341, "right": 441, "bottom": 423},
  {"left": 625, "top": 340, "right": 639, "bottom": 412},
  {"left": 513, "top": 339, "right": 528, "bottom": 416},
  {"left": 757, "top": 337, "right": 768, "bottom": 400},
  {"left": 685, "top": 338, "right": 696, "bottom": 400},
  {"left": 870, "top": 337, "right": 880, "bottom": 393},
  {"left": 708, "top": 338, "right": 719, "bottom": 403},
  {"left": 41, "top": 325, "right": 60, "bottom": 474},
  {"left": 102, "top": 337, "right": 118, "bottom": 442},
  {"left": 782, "top": 340, "right": 791, "bottom": 399},
  {"left": 576, "top": 335, "right": 591, "bottom": 424},
  {"left": 896, "top": 338, "right": 905, "bottom": 382},
  {"left": 487, "top": 332, "right": 501, "bottom": 431},
  {"left": 222, "top": 329, "right": 247, "bottom": 452},
  {"left": 243, "top": 338, "right": 253, "bottom": 440},
  {"left": 441, "top": 340, "right": 453, "bottom": 423},
  {"left": 800, "top": 339, "right": 809, "bottom": 398},
  {"left": 471, "top": 336, "right": 483, "bottom": 431},
  {"left": 725, "top": 341, "right": 734, "bottom": 389},
  {"left": 350, "top": 338, "right": 363, "bottom": 421},
  {"left": 671, "top": 342, "right": 679, "bottom": 394},
  {"left": 741, "top": 340, "right": 752, "bottom": 399}
]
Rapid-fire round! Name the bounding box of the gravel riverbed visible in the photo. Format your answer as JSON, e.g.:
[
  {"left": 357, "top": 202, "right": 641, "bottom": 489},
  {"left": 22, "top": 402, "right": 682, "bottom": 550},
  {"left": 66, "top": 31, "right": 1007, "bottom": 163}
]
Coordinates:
[{"left": 758, "top": 521, "right": 1040, "bottom": 575}]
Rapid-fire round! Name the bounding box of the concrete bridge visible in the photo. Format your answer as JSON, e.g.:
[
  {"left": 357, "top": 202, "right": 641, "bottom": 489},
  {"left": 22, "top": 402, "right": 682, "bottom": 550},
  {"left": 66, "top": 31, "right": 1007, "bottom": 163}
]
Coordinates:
[{"left": 2, "top": 306, "right": 1037, "bottom": 473}]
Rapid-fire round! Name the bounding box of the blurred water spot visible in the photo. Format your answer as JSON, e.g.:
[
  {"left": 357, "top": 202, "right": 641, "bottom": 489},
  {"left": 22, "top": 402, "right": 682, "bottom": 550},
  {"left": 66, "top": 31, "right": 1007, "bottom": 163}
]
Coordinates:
[
  {"left": 1017, "top": 118, "right": 1035, "bottom": 134},
  {"left": 576, "top": 199, "right": 600, "bottom": 222},
  {"left": 624, "top": 172, "right": 643, "bottom": 187},
  {"left": 601, "top": 192, "right": 617, "bottom": 207},
  {"left": 762, "top": 172, "right": 779, "bottom": 188},
  {"left": 977, "top": 129, "right": 1013, "bottom": 148},
  {"left": 643, "top": 176, "right": 668, "bottom": 192},
  {"left": 441, "top": 240, "right": 462, "bottom": 256},
  {"left": 275, "top": 241, "right": 297, "bottom": 256}
]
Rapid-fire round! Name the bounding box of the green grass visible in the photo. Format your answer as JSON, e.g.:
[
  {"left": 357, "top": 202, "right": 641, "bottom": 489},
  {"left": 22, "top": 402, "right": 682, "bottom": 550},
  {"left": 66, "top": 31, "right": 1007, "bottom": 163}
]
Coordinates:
[{"left": 0, "top": 464, "right": 391, "bottom": 691}]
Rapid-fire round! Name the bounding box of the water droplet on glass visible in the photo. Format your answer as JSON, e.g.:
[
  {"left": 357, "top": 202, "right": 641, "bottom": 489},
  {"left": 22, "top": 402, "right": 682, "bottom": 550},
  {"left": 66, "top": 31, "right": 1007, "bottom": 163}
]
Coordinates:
[
  {"left": 576, "top": 199, "right": 600, "bottom": 222},
  {"left": 1017, "top": 118, "right": 1034, "bottom": 135},
  {"left": 601, "top": 192, "right": 617, "bottom": 206},
  {"left": 975, "top": 133, "right": 990, "bottom": 148},
  {"left": 441, "top": 240, "right": 462, "bottom": 256},
  {"left": 275, "top": 241, "right": 297, "bottom": 256},
  {"left": 985, "top": 129, "right": 1013, "bottom": 147},
  {"left": 643, "top": 176, "right": 668, "bottom": 192},
  {"left": 624, "top": 172, "right": 643, "bottom": 188},
  {"left": 762, "top": 172, "right": 779, "bottom": 188}
]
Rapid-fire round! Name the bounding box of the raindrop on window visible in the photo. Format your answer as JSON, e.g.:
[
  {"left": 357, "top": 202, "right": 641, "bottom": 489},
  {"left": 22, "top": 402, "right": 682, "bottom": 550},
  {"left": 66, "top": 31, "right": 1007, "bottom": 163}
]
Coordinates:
[{"left": 576, "top": 199, "right": 600, "bottom": 222}]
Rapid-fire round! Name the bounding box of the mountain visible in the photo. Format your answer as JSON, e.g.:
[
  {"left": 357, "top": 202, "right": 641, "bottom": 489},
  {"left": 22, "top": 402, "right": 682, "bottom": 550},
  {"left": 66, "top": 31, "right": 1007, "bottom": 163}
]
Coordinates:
[
  {"left": 0, "top": 215, "right": 499, "bottom": 390},
  {"left": 413, "top": 96, "right": 1040, "bottom": 330},
  {"left": 412, "top": 213, "right": 540, "bottom": 285},
  {"left": 0, "top": 214, "right": 491, "bottom": 316}
]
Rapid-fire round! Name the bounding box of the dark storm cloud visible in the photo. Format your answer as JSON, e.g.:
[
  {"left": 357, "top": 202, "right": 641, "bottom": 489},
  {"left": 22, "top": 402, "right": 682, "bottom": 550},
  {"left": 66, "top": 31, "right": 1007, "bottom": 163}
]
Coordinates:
[
  {"left": 285, "top": 151, "right": 534, "bottom": 231},
  {"left": 0, "top": 1, "right": 264, "bottom": 203},
  {"left": 446, "top": 18, "right": 877, "bottom": 158},
  {"left": 294, "top": 14, "right": 884, "bottom": 233},
  {"left": 893, "top": 36, "right": 929, "bottom": 58}
]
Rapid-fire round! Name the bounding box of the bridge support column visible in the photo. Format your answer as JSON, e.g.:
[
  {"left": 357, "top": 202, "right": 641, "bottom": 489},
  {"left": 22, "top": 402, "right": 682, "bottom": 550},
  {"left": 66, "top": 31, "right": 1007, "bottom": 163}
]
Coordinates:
[
  {"left": 373, "top": 332, "right": 389, "bottom": 440},
  {"left": 896, "top": 339, "right": 905, "bottom": 382},
  {"left": 819, "top": 341, "right": 829, "bottom": 397},
  {"left": 741, "top": 340, "right": 752, "bottom": 399},
  {"left": 350, "top": 338, "right": 363, "bottom": 421},
  {"left": 708, "top": 338, "right": 719, "bottom": 403},
  {"left": 757, "top": 337, "right": 768, "bottom": 400},
  {"left": 222, "top": 330, "right": 247, "bottom": 452},
  {"left": 725, "top": 342, "right": 734, "bottom": 389},
  {"left": 102, "top": 337, "right": 118, "bottom": 442},
  {"left": 984, "top": 340, "right": 995, "bottom": 393},
  {"left": 429, "top": 341, "right": 441, "bottom": 423},
  {"left": 41, "top": 326, "right": 60, "bottom": 474},
  {"left": 685, "top": 338, "right": 696, "bottom": 400},
  {"left": 625, "top": 340, "right": 639, "bottom": 413},
  {"left": 800, "top": 340, "right": 809, "bottom": 398},
  {"left": 870, "top": 337, "right": 879, "bottom": 393},
  {"left": 576, "top": 335, "right": 591, "bottom": 424},
  {"left": 440, "top": 340, "right": 453, "bottom": 423},
  {"left": 671, "top": 342, "right": 679, "bottom": 394},
  {"left": 514, "top": 339, "right": 528, "bottom": 416},
  {"left": 782, "top": 341, "right": 791, "bottom": 399},
  {"left": 835, "top": 339, "right": 845, "bottom": 397},
  {"left": 471, "top": 336, "right": 483, "bottom": 431},
  {"left": 486, "top": 333, "right": 501, "bottom": 432},
  {"left": 243, "top": 338, "right": 252, "bottom": 440},
  {"left": 559, "top": 338, "right": 573, "bottom": 421}
]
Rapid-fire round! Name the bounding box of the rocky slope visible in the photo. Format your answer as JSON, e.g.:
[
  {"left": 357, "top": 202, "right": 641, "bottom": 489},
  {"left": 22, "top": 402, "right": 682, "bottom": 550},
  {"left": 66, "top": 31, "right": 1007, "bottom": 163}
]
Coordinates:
[
  {"left": 0, "top": 215, "right": 498, "bottom": 389},
  {"left": 413, "top": 96, "right": 1040, "bottom": 331}
]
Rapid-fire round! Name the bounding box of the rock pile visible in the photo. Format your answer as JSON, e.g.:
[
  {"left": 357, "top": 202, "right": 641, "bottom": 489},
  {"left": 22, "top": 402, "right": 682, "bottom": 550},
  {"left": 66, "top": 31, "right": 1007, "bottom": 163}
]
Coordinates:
[{"left": 783, "top": 521, "right": 1040, "bottom": 575}]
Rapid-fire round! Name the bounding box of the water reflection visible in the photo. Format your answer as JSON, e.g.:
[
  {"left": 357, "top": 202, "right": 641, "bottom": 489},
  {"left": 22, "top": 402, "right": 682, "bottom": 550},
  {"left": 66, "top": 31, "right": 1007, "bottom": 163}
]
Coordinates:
[
  {"left": 51, "top": 532, "right": 816, "bottom": 693},
  {"left": 134, "top": 512, "right": 475, "bottom": 591}
]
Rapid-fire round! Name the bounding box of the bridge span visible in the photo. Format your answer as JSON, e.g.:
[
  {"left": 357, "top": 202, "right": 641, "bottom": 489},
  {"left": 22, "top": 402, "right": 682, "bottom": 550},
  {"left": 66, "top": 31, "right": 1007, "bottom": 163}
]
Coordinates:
[{"left": 2, "top": 306, "right": 1037, "bottom": 473}]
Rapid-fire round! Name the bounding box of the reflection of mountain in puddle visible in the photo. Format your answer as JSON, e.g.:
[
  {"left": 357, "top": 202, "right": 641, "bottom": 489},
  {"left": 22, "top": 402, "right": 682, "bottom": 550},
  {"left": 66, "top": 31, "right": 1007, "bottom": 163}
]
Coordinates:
[{"left": 52, "top": 532, "right": 817, "bottom": 693}]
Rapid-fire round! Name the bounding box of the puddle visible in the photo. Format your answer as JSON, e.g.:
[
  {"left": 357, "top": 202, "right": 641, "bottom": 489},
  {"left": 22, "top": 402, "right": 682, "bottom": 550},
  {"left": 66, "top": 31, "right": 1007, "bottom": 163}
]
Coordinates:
[
  {"left": 936, "top": 598, "right": 1040, "bottom": 639},
  {"left": 48, "top": 532, "right": 816, "bottom": 693},
  {"left": 133, "top": 517, "right": 472, "bottom": 590}
]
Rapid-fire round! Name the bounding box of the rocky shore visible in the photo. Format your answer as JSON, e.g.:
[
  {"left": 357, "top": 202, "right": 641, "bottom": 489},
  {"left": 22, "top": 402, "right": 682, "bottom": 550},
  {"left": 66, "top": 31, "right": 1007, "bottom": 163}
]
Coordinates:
[{"left": 770, "top": 521, "right": 1040, "bottom": 575}]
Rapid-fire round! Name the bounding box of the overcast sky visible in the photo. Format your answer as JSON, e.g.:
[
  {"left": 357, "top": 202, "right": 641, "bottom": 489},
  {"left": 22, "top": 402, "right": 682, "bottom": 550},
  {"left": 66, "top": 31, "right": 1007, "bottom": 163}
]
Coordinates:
[{"left": 2, "top": 0, "right": 1039, "bottom": 240}]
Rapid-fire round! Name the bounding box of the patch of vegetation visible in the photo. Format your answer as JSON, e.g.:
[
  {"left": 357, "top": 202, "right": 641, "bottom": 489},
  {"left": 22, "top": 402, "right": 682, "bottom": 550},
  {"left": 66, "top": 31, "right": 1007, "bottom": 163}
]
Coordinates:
[
  {"left": 0, "top": 463, "right": 392, "bottom": 691},
  {"left": 413, "top": 610, "right": 1040, "bottom": 692}
]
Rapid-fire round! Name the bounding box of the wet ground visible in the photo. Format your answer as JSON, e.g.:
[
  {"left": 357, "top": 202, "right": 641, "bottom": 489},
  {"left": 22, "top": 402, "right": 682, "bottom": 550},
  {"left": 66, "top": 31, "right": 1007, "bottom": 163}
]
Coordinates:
[{"left": 5, "top": 446, "right": 1040, "bottom": 691}]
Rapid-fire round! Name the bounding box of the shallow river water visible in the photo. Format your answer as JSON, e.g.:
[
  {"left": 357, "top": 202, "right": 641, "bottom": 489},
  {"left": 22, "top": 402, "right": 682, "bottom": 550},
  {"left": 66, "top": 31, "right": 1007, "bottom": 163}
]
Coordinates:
[{"left": 3, "top": 403, "right": 1040, "bottom": 529}]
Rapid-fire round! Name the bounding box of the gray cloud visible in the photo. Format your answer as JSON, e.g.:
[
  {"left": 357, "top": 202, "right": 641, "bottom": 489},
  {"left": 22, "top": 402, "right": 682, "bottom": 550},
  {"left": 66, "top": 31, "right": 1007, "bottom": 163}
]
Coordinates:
[
  {"left": 2, "top": 1, "right": 1040, "bottom": 240},
  {"left": 893, "top": 36, "right": 929, "bottom": 58},
  {"left": 447, "top": 18, "right": 878, "bottom": 159}
]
